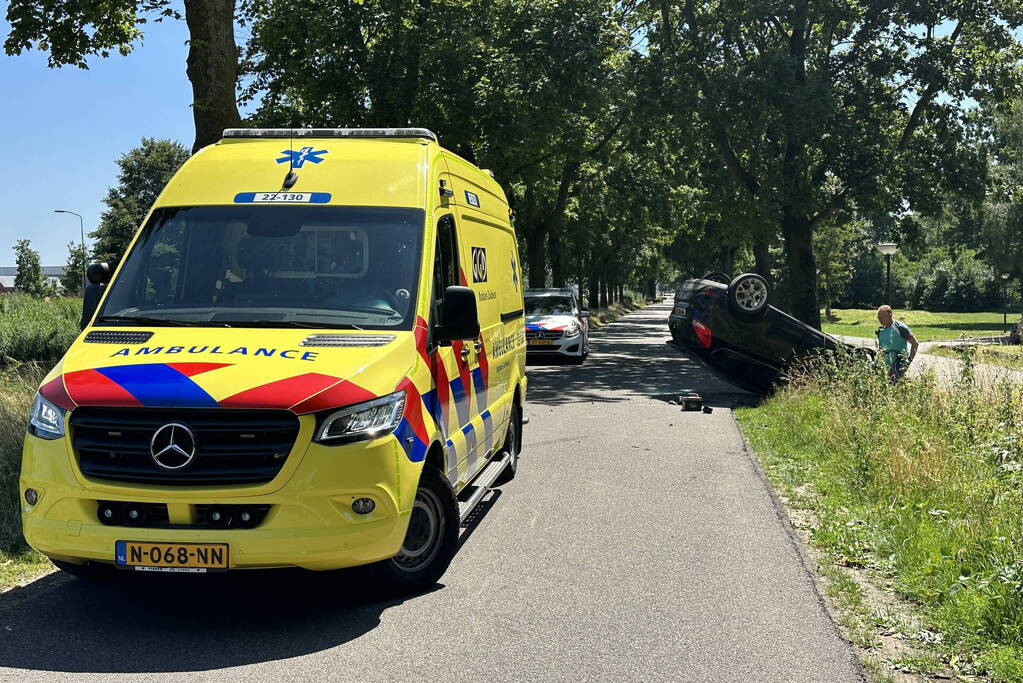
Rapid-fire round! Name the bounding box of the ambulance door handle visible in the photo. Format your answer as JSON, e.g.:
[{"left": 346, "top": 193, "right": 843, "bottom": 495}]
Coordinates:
[
  {"left": 461, "top": 346, "right": 471, "bottom": 362},
  {"left": 473, "top": 341, "right": 483, "bottom": 352}
]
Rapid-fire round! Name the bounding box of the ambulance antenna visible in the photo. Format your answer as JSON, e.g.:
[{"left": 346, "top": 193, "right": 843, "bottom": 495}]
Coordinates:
[{"left": 280, "top": 131, "right": 298, "bottom": 190}]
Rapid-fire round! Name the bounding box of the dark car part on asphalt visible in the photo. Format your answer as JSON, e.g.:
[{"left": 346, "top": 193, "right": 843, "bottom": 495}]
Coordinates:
[{"left": 669, "top": 273, "right": 871, "bottom": 395}]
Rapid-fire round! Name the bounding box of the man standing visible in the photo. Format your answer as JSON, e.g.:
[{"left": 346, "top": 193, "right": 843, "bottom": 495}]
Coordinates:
[{"left": 876, "top": 305, "right": 919, "bottom": 381}]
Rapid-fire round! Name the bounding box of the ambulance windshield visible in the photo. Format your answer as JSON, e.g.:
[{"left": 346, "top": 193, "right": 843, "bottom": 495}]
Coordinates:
[{"left": 97, "top": 205, "right": 424, "bottom": 330}]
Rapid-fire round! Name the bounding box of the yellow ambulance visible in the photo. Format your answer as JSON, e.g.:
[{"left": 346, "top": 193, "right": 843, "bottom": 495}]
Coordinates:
[{"left": 20, "top": 128, "right": 527, "bottom": 593}]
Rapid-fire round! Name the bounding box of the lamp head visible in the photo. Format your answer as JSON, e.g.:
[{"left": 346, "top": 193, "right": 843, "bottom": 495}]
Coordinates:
[{"left": 877, "top": 242, "right": 898, "bottom": 256}]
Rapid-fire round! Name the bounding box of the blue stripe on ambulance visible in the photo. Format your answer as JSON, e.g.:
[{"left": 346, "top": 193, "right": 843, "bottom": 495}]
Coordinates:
[{"left": 96, "top": 364, "right": 219, "bottom": 407}]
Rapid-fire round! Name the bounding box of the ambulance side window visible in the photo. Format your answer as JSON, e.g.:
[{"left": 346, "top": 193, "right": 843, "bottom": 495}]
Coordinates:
[{"left": 433, "top": 215, "right": 459, "bottom": 322}]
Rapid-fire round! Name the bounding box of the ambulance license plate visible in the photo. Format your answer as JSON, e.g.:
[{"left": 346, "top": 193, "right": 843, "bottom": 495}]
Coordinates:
[
  {"left": 530, "top": 339, "right": 554, "bottom": 346},
  {"left": 115, "top": 541, "right": 228, "bottom": 573}
]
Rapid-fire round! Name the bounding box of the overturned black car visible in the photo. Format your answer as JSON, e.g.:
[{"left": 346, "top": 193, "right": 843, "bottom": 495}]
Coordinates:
[{"left": 669, "top": 273, "right": 869, "bottom": 394}]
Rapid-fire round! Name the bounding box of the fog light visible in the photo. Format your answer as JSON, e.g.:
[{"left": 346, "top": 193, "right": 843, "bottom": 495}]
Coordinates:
[
  {"left": 122, "top": 503, "right": 147, "bottom": 526},
  {"left": 24, "top": 488, "right": 39, "bottom": 506},
  {"left": 205, "top": 505, "right": 231, "bottom": 528},
  {"left": 97, "top": 502, "right": 121, "bottom": 525},
  {"left": 352, "top": 498, "right": 375, "bottom": 514},
  {"left": 235, "top": 505, "right": 257, "bottom": 529}
]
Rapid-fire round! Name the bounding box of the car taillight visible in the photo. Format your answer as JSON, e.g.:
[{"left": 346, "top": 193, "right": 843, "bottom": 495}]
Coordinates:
[{"left": 692, "top": 319, "right": 712, "bottom": 349}]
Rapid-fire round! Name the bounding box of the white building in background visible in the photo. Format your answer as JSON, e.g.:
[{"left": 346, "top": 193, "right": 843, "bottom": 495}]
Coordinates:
[{"left": 0, "top": 266, "right": 66, "bottom": 293}]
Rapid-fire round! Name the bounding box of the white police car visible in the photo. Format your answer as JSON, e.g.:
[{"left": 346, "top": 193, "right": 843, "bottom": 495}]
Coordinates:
[{"left": 524, "top": 288, "right": 589, "bottom": 363}]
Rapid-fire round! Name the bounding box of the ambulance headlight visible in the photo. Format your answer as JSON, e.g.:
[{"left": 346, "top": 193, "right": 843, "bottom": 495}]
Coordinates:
[
  {"left": 564, "top": 324, "right": 581, "bottom": 338},
  {"left": 28, "top": 393, "right": 66, "bottom": 440},
  {"left": 314, "top": 391, "right": 406, "bottom": 444}
]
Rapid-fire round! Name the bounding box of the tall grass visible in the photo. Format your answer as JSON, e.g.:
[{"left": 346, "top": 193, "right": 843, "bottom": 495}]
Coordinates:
[
  {"left": 739, "top": 354, "right": 1023, "bottom": 680},
  {"left": 0, "top": 294, "right": 81, "bottom": 363},
  {"left": 0, "top": 364, "right": 47, "bottom": 550}
]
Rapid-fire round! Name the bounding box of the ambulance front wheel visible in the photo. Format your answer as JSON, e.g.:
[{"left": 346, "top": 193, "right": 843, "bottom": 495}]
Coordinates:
[{"left": 372, "top": 464, "right": 458, "bottom": 595}]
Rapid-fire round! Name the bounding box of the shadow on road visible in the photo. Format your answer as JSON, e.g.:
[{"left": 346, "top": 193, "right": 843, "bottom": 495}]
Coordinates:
[
  {"left": 0, "top": 486, "right": 508, "bottom": 674},
  {"left": 526, "top": 305, "right": 757, "bottom": 408},
  {"left": 0, "top": 566, "right": 432, "bottom": 673}
]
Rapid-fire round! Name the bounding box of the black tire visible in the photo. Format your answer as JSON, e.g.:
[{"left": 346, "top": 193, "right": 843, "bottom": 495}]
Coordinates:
[
  {"left": 570, "top": 354, "right": 585, "bottom": 365},
  {"left": 701, "top": 272, "right": 731, "bottom": 284},
  {"left": 495, "top": 402, "right": 521, "bottom": 485},
  {"left": 727, "top": 273, "right": 770, "bottom": 320},
  {"left": 371, "top": 465, "right": 458, "bottom": 595},
  {"left": 52, "top": 559, "right": 117, "bottom": 580}
]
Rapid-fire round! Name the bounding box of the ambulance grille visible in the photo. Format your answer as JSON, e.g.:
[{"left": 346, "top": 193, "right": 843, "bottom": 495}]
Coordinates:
[
  {"left": 300, "top": 334, "right": 395, "bottom": 347},
  {"left": 84, "top": 331, "right": 154, "bottom": 344},
  {"left": 71, "top": 408, "right": 299, "bottom": 486}
]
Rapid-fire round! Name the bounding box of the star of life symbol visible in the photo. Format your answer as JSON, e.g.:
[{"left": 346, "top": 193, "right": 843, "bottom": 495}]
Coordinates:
[{"left": 276, "top": 146, "right": 328, "bottom": 168}]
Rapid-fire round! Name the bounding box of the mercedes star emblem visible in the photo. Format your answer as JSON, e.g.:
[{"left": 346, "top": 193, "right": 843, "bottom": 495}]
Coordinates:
[{"left": 150, "top": 423, "right": 197, "bottom": 471}]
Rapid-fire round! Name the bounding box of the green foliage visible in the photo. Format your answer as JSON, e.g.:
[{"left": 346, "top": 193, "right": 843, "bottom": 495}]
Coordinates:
[
  {"left": 0, "top": 363, "right": 48, "bottom": 551},
  {"left": 647, "top": 1, "right": 1023, "bottom": 326},
  {"left": 822, "top": 308, "right": 1009, "bottom": 342},
  {"left": 12, "top": 240, "right": 45, "bottom": 297},
  {"left": 60, "top": 241, "right": 88, "bottom": 296},
  {"left": 90, "top": 138, "right": 189, "bottom": 267},
  {"left": 739, "top": 357, "right": 1023, "bottom": 680},
  {"left": 0, "top": 295, "right": 81, "bottom": 363}
]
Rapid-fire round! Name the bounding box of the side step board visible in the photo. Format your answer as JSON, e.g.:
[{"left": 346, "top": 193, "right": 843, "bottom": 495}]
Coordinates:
[{"left": 458, "top": 451, "right": 512, "bottom": 525}]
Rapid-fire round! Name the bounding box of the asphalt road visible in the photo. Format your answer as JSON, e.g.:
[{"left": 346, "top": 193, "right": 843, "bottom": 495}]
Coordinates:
[{"left": 0, "top": 302, "right": 863, "bottom": 682}]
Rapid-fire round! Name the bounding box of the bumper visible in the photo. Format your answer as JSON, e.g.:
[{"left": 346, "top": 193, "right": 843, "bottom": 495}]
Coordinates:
[
  {"left": 526, "top": 334, "right": 586, "bottom": 357},
  {"left": 20, "top": 426, "right": 419, "bottom": 571}
]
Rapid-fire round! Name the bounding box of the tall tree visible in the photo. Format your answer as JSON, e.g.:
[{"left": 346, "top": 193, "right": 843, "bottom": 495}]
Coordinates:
[
  {"left": 4, "top": 0, "right": 241, "bottom": 151},
  {"left": 648, "top": 0, "right": 1023, "bottom": 328},
  {"left": 13, "top": 240, "right": 45, "bottom": 297},
  {"left": 91, "top": 138, "right": 190, "bottom": 266},
  {"left": 61, "top": 241, "right": 89, "bottom": 296}
]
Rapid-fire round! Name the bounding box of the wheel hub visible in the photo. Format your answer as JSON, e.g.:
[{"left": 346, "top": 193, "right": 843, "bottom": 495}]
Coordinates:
[{"left": 735, "top": 278, "right": 766, "bottom": 311}]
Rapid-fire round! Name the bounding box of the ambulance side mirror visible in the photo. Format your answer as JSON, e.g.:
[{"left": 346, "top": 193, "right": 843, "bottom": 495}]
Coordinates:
[
  {"left": 436, "top": 286, "right": 480, "bottom": 344},
  {"left": 81, "top": 262, "right": 111, "bottom": 329}
]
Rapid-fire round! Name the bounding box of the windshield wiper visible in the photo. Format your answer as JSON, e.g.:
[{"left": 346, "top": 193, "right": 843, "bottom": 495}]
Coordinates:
[
  {"left": 94, "top": 315, "right": 198, "bottom": 327},
  {"left": 213, "top": 320, "right": 364, "bottom": 330}
]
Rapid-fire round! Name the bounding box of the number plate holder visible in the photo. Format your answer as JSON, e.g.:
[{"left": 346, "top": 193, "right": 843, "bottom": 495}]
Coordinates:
[{"left": 115, "top": 540, "right": 229, "bottom": 573}]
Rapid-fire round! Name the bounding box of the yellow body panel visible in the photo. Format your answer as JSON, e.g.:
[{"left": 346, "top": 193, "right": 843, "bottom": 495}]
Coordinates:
[{"left": 21, "top": 130, "right": 526, "bottom": 572}]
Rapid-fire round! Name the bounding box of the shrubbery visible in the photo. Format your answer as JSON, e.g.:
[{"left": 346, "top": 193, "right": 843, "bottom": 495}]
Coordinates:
[
  {"left": 0, "top": 364, "right": 46, "bottom": 550},
  {"left": 0, "top": 295, "right": 81, "bottom": 363},
  {"left": 741, "top": 354, "right": 1023, "bottom": 679}
]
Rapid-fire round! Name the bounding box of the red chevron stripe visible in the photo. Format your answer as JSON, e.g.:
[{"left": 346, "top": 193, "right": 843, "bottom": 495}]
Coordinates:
[
  {"left": 291, "top": 379, "right": 376, "bottom": 414},
  {"left": 220, "top": 373, "right": 339, "bottom": 410},
  {"left": 397, "top": 377, "right": 430, "bottom": 444},
  {"left": 64, "top": 369, "right": 142, "bottom": 407},
  {"left": 166, "top": 362, "right": 232, "bottom": 377},
  {"left": 39, "top": 376, "right": 76, "bottom": 411}
]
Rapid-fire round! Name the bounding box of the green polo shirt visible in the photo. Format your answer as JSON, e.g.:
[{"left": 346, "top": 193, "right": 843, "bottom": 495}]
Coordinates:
[{"left": 876, "top": 320, "right": 912, "bottom": 368}]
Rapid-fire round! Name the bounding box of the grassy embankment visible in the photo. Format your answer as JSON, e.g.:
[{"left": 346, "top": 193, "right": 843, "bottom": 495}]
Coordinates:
[
  {"left": 738, "top": 356, "right": 1023, "bottom": 681},
  {"left": 930, "top": 345, "right": 1023, "bottom": 372},
  {"left": 1, "top": 294, "right": 82, "bottom": 589},
  {"left": 822, "top": 308, "right": 1011, "bottom": 342}
]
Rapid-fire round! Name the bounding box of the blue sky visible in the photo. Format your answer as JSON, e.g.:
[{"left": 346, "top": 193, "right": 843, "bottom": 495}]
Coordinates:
[{"left": 0, "top": 15, "right": 194, "bottom": 265}]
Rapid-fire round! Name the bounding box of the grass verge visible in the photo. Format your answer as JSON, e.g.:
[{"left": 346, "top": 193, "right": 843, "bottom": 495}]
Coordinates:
[
  {"left": 822, "top": 308, "right": 1012, "bottom": 342},
  {"left": 0, "top": 294, "right": 81, "bottom": 364},
  {"left": 1, "top": 363, "right": 53, "bottom": 587},
  {"left": 737, "top": 355, "right": 1023, "bottom": 681},
  {"left": 930, "top": 344, "right": 1023, "bottom": 372}
]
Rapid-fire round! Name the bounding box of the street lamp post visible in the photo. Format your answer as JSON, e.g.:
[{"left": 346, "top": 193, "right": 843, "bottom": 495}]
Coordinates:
[
  {"left": 54, "top": 210, "right": 87, "bottom": 294},
  {"left": 876, "top": 243, "right": 899, "bottom": 306}
]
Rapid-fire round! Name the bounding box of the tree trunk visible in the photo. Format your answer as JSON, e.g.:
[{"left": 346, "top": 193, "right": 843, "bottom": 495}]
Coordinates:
[
  {"left": 600, "top": 276, "right": 609, "bottom": 309},
  {"left": 754, "top": 240, "right": 772, "bottom": 281},
  {"left": 549, "top": 231, "right": 565, "bottom": 288},
  {"left": 184, "top": 0, "right": 242, "bottom": 153},
  {"left": 823, "top": 271, "right": 832, "bottom": 319},
  {"left": 526, "top": 228, "right": 546, "bottom": 289},
  {"left": 588, "top": 270, "right": 599, "bottom": 311},
  {"left": 781, "top": 209, "right": 821, "bottom": 329}
]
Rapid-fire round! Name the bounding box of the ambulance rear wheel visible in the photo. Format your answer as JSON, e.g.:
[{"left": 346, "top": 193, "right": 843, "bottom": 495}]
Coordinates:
[
  {"left": 374, "top": 465, "right": 458, "bottom": 595},
  {"left": 495, "top": 403, "right": 521, "bottom": 485}
]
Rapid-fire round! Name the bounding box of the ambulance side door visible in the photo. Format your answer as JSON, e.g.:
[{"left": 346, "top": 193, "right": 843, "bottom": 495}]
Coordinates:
[{"left": 431, "top": 213, "right": 481, "bottom": 482}]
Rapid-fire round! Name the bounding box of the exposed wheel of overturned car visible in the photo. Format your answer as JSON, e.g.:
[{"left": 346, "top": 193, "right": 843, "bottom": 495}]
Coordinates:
[{"left": 727, "top": 273, "right": 770, "bottom": 320}]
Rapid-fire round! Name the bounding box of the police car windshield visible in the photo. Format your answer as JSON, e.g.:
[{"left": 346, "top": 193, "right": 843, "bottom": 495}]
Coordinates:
[
  {"left": 525, "top": 297, "right": 575, "bottom": 316},
  {"left": 97, "top": 205, "right": 424, "bottom": 330}
]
